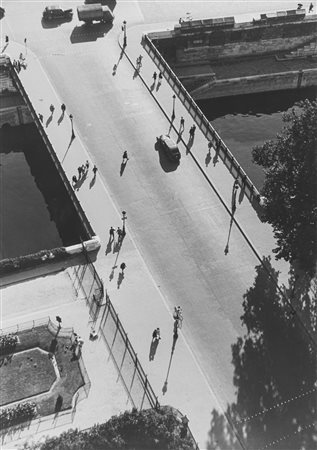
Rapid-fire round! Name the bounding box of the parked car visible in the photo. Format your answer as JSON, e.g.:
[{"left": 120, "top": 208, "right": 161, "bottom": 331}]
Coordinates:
[
  {"left": 42, "top": 5, "right": 73, "bottom": 21},
  {"left": 0, "top": 6, "right": 5, "bottom": 19},
  {"left": 156, "top": 135, "right": 181, "bottom": 161}
]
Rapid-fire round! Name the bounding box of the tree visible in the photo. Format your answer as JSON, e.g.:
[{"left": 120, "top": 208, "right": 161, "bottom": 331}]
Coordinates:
[
  {"left": 252, "top": 100, "right": 317, "bottom": 274},
  {"left": 23, "top": 407, "right": 196, "bottom": 450}
]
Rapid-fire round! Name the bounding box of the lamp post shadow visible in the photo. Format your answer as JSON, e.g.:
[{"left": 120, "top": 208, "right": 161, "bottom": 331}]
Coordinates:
[{"left": 162, "top": 332, "right": 178, "bottom": 395}]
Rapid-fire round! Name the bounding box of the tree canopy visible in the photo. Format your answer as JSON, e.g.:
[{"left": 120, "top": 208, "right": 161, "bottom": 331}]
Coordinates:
[
  {"left": 252, "top": 99, "right": 317, "bottom": 274},
  {"left": 23, "top": 407, "right": 195, "bottom": 450}
]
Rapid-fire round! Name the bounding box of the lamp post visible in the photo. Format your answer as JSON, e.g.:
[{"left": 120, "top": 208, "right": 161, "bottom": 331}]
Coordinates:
[
  {"left": 171, "top": 94, "right": 176, "bottom": 122},
  {"left": 122, "top": 20, "right": 127, "bottom": 47},
  {"left": 69, "top": 114, "right": 75, "bottom": 140},
  {"left": 122, "top": 210, "right": 127, "bottom": 236}
]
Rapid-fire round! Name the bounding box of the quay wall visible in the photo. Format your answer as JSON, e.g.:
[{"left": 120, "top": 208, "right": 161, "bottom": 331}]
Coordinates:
[
  {"left": 151, "top": 16, "right": 317, "bottom": 65},
  {"left": 191, "top": 68, "right": 317, "bottom": 99}
]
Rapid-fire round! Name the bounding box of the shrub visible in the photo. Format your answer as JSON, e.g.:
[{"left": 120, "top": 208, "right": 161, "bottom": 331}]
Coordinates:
[
  {"left": 0, "top": 333, "right": 18, "bottom": 356},
  {"left": 0, "top": 402, "right": 37, "bottom": 430}
]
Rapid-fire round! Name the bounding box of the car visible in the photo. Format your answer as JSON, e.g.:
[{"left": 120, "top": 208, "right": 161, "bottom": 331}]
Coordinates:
[
  {"left": 156, "top": 135, "right": 181, "bottom": 161},
  {"left": 0, "top": 6, "right": 5, "bottom": 19},
  {"left": 42, "top": 5, "right": 73, "bottom": 21}
]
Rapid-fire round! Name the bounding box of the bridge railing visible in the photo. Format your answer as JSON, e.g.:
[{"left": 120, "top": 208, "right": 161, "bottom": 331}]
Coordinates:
[
  {"left": 143, "top": 34, "right": 262, "bottom": 210},
  {"left": 8, "top": 60, "right": 95, "bottom": 240}
]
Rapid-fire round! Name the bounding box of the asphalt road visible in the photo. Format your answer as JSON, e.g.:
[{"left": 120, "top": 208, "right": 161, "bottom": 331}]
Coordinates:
[{"left": 2, "top": 1, "right": 315, "bottom": 448}]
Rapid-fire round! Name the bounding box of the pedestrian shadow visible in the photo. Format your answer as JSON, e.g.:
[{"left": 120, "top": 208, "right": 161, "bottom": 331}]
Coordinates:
[
  {"left": 149, "top": 339, "right": 159, "bottom": 361},
  {"left": 205, "top": 150, "right": 212, "bottom": 167},
  {"left": 177, "top": 130, "right": 183, "bottom": 143},
  {"left": 156, "top": 81, "right": 162, "bottom": 92},
  {"left": 89, "top": 174, "right": 96, "bottom": 189},
  {"left": 105, "top": 238, "right": 113, "bottom": 256},
  {"left": 186, "top": 136, "right": 194, "bottom": 154},
  {"left": 57, "top": 112, "right": 64, "bottom": 125},
  {"left": 74, "top": 171, "right": 87, "bottom": 191},
  {"left": 133, "top": 68, "right": 140, "bottom": 79},
  {"left": 120, "top": 161, "right": 127, "bottom": 176},
  {"left": 238, "top": 184, "right": 245, "bottom": 204},
  {"left": 46, "top": 114, "right": 53, "bottom": 128},
  {"left": 150, "top": 80, "right": 156, "bottom": 92},
  {"left": 117, "top": 271, "right": 124, "bottom": 289},
  {"left": 109, "top": 265, "right": 117, "bottom": 282}
]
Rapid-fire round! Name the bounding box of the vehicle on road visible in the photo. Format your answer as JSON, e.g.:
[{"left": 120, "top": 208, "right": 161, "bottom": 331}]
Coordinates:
[
  {"left": 0, "top": 6, "right": 5, "bottom": 18},
  {"left": 42, "top": 5, "right": 73, "bottom": 21},
  {"left": 156, "top": 135, "right": 181, "bottom": 161},
  {"left": 77, "top": 4, "right": 114, "bottom": 24}
]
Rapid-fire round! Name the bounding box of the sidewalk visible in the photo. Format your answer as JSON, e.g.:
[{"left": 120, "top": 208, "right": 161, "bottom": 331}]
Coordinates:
[{"left": 4, "top": 42, "right": 239, "bottom": 449}]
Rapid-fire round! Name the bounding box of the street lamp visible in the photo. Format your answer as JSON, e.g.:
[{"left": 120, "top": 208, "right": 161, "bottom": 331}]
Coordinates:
[
  {"left": 171, "top": 94, "right": 176, "bottom": 122},
  {"left": 122, "top": 20, "right": 127, "bottom": 47},
  {"left": 69, "top": 114, "right": 75, "bottom": 140},
  {"left": 122, "top": 210, "right": 127, "bottom": 236}
]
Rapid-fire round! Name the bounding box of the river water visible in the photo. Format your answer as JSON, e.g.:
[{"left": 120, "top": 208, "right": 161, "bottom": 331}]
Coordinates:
[
  {"left": 198, "top": 87, "right": 316, "bottom": 189},
  {"left": 0, "top": 124, "right": 86, "bottom": 260}
]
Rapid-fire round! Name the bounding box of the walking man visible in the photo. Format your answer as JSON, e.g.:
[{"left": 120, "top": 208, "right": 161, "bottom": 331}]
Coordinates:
[
  {"left": 189, "top": 124, "right": 196, "bottom": 137},
  {"left": 38, "top": 113, "right": 43, "bottom": 123},
  {"left": 180, "top": 116, "right": 185, "bottom": 131},
  {"left": 49, "top": 104, "right": 55, "bottom": 114},
  {"left": 109, "top": 226, "right": 115, "bottom": 240},
  {"left": 93, "top": 165, "right": 98, "bottom": 176},
  {"left": 61, "top": 103, "right": 66, "bottom": 113},
  {"left": 85, "top": 160, "right": 89, "bottom": 172},
  {"left": 117, "top": 227, "right": 122, "bottom": 241},
  {"left": 72, "top": 175, "right": 77, "bottom": 184},
  {"left": 309, "top": 2, "right": 314, "bottom": 12},
  {"left": 78, "top": 166, "right": 83, "bottom": 178},
  {"left": 122, "top": 151, "right": 128, "bottom": 164},
  {"left": 152, "top": 328, "right": 161, "bottom": 342},
  {"left": 152, "top": 72, "right": 157, "bottom": 82},
  {"left": 120, "top": 262, "right": 126, "bottom": 273}
]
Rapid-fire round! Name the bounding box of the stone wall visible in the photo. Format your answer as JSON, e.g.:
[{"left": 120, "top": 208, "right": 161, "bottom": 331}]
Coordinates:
[
  {"left": 152, "top": 16, "right": 317, "bottom": 65},
  {"left": 192, "top": 68, "right": 317, "bottom": 100},
  {"left": 0, "top": 105, "right": 33, "bottom": 127}
]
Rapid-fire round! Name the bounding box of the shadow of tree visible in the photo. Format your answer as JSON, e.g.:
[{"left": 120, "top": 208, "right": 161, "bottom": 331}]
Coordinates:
[{"left": 207, "top": 257, "right": 316, "bottom": 450}]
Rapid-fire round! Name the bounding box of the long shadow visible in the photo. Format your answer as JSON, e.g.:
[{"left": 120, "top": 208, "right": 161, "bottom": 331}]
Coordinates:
[
  {"left": 162, "top": 332, "right": 178, "bottom": 395},
  {"left": 186, "top": 136, "right": 194, "bottom": 154},
  {"left": 70, "top": 22, "right": 113, "bottom": 44},
  {"left": 45, "top": 114, "right": 53, "bottom": 128},
  {"left": 154, "top": 142, "right": 179, "bottom": 173},
  {"left": 120, "top": 161, "right": 127, "bottom": 176},
  {"left": 41, "top": 17, "right": 73, "bottom": 29},
  {"left": 149, "top": 339, "right": 159, "bottom": 361},
  {"left": 206, "top": 257, "right": 317, "bottom": 450},
  {"left": 112, "top": 48, "right": 125, "bottom": 76},
  {"left": 57, "top": 112, "right": 64, "bottom": 125}
]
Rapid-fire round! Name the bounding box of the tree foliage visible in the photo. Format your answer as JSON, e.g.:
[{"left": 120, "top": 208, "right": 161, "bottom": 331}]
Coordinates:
[
  {"left": 252, "top": 100, "right": 317, "bottom": 273},
  {"left": 24, "top": 407, "right": 195, "bottom": 450}
]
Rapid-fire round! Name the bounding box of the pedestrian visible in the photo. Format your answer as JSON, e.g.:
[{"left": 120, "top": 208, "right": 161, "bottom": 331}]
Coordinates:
[
  {"left": 152, "top": 328, "right": 161, "bottom": 341},
  {"left": 38, "top": 113, "right": 43, "bottom": 123},
  {"left": 158, "top": 72, "right": 163, "bottom": 81},
  {"left": 122, "top": 150, "right": 128, "bottom": 163},
  {"left": 117, "top": 227, "right": 122, "bottom": 240},
  {"left": 85, "top": 160, "right": 89, "bottom": 172},
  {"left": 152, "top": 71, "right": 157, "bottom": 81},
  {"left": 208, "top": 141, "right": 212, "bottom": 150},
  {"left": 49, "top": 104, "right": 55, "bottom": 114},
  {"left": 109, "top": 226, "right": 115, "bottom": 239},
  {"left": 78, "top": 166, "right": 83, "bottom": 178},
  {"left": 72, "top": 175, "right": 77, "bottom": 184},
  {"left": 61, "top": 103, "right": 66, "bottom": 113},
  {"left": 180, "top": 116, "right": 185, "bottom": 129},
  {"left": 93, "top": 165, "right": 98, "bottom": 175},
  {"left": 5, "top": 35, "right": 9, "bottom": 43},
  {"left": 189, "top": 124, "right": 196, "bottom": 137},
  {"left": 309, "top": 2, "right": 313, "bottom": 12},
  {"left": 120, "top": 262, "right": 126, "bottom": 273},
  {"left": 17, "top": 60, "right": 21, "bottom": 72},
  {"left": 81, "top": 163, "right": 86, "bottom": 174}
]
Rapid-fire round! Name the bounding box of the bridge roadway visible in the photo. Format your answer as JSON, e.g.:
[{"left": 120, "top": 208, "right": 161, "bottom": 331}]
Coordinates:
[{"left": 2, "top": 1, "right": 315, "bottom": 449}]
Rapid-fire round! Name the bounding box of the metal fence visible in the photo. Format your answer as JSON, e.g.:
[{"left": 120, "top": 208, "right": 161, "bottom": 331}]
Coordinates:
[
  {"left": 71, "top": 243, "right": 104, "bottom": 322},
  {"left": 99, "top": 293, "right": 160, "bottom": 411},
  {"left": 143, "top": 34, "right": 262, "bottom": 210}
]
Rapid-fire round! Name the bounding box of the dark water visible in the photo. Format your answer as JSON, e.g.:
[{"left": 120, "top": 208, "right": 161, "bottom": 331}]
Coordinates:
[
  {"left": 198, "top": 88, "right": 317, "bottom": 189},
  {"left": 0, "top": 124, "right": 87, "bottom": 260}
]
